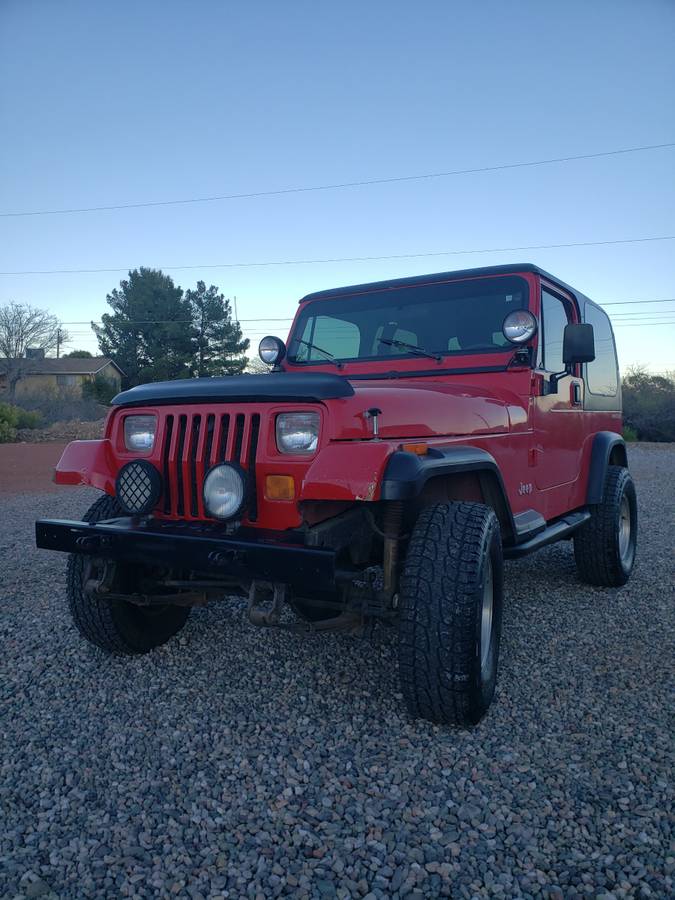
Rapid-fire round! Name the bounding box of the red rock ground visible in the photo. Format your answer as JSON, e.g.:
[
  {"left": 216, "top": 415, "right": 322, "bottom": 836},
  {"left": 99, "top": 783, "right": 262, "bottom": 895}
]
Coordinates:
[{"left": 0, "top": 443, "right": 68, "bottom": 494}]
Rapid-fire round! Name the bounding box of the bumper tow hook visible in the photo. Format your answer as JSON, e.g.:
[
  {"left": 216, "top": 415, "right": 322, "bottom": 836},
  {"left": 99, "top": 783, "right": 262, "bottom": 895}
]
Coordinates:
[{"left": 247, "top": 581, "right": 287, "bottom": 627}]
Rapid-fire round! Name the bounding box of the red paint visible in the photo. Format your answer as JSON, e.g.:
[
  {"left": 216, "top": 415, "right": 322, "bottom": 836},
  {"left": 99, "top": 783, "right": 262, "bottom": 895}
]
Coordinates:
[
  {"left": 53, "top": 270, "right": 621, "bottom": 529},
  {"left": 53, "top": 439, "right": 120, "bottom": 494}
]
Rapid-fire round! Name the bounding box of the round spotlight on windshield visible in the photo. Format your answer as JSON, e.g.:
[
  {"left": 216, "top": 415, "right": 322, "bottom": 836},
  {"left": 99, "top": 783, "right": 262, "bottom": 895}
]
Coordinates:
[
  {"left": 203, "top": 464, "right": 247, "bottom": 520},
  {"left": 259, "top": 336, "right": 286, "bottom": 366},
  {"left": 503, "top": 310, "right": 538, "bottom": 345}
]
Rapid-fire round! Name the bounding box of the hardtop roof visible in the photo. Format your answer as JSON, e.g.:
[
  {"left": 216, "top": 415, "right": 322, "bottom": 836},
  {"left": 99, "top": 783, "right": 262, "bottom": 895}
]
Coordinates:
[{"left": 299, "top": 263, "right": 599, "bottom": 312}]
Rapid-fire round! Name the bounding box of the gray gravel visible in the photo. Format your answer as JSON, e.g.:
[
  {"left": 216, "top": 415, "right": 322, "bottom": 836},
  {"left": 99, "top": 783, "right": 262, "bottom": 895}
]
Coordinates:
[{"left": 1, "top": 444, "right": 673, "bottom": 899}]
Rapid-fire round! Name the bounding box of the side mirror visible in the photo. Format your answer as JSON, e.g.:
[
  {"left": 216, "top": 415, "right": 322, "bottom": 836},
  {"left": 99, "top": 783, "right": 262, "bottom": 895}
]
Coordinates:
[{"left": 563, "top": 323, "right": 595, "bottom": 365}]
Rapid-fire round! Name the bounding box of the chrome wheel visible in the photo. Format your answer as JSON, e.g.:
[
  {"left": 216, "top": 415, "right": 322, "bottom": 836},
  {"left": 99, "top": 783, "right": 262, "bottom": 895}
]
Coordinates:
[
  {"left": 618, "top": 494, "right": 632, "bottom": 564},
  {"left": 480, "top": 556, "right": 494, "bottom": 674}
]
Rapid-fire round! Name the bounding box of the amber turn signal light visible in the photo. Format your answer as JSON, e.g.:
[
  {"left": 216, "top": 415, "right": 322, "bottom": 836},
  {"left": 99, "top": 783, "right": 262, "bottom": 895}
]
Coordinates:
[
  {"left": 264, "top": 474, "right": 295, "bottom": 500},
  {"left": 401, "top": 443, "right": 428, "bottom": 455}
]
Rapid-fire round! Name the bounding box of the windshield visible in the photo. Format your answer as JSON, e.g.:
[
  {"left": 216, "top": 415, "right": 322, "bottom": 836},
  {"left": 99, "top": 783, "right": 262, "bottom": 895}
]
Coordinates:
[{"left": 288, "top": 276, "right": 529, "bottom": 365}]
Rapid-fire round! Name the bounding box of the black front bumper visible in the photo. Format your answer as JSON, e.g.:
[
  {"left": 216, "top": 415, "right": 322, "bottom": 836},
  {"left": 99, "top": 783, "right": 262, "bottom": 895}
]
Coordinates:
[{"left": 35, "top": 518, "right": 336, "bottom": 591}]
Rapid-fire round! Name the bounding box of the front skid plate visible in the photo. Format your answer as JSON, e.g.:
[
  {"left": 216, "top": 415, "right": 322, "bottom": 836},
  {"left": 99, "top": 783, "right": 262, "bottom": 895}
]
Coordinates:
[{"left": 35, "top": 518, "right": 336, "bottom": 592}]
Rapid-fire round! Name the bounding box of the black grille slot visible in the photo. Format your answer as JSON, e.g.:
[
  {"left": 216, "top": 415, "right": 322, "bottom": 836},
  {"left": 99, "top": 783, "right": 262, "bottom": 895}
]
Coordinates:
[
  {"left": 158, "top": 409, "right": 264, "bottom": 520},
  {"left": 218, "top": 414, "right": 230, "bottom": 462},
  {"left": 204, "top": 414, "right": 215, "bottom": 466},
  {"left": 175, "top": 414, "right": 188, "bottom": 516},
  {"left": 162, "top": 415, "right": 174, "bottom": 514},
  {"left": 247, "top": 414, "right": 261, "bottom": 521},
  {"left": 233, "top": 414, "right": 245, "bottom": 463},
  {"left": 189, "top": 415, "right": 202, "bottom": 517}
]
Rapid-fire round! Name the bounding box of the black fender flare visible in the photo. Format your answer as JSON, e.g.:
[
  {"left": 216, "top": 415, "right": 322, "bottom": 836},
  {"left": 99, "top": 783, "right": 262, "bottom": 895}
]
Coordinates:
[
  {"left": 586, "top": 431, "right": 628, "bottom": 504},
  {"left": 380, "top": 445, "right": 516, "bottom": 543}
]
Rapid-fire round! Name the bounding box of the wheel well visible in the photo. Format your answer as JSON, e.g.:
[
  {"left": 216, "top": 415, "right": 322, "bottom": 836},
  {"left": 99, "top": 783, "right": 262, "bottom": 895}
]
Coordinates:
[
  {"left": 586, "top": 432, "right": 628, "bottom": 504},
  {"left": 609, "top": 443, "right": 628, "bottom": 467},
  {"left": 412, "top": 471, "right": 514, "bottom": 542}
]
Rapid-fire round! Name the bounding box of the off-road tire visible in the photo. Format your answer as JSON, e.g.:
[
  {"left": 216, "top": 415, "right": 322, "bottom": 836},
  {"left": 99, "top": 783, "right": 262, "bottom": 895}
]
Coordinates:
[
  {"left": 66, "top": 494, "right": 190, "bottom": 654},
  {"left": 573, "top": 465, "right": 637, "bottom": 587},
  {"left": 398, "top": 502, "right": 503, "bottom": 727}
]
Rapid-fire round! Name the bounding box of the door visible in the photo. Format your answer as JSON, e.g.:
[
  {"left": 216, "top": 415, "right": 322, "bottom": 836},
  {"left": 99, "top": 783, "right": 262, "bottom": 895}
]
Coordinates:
[{"left": 532, "top": 288, "right": 585, "bottom": 497}]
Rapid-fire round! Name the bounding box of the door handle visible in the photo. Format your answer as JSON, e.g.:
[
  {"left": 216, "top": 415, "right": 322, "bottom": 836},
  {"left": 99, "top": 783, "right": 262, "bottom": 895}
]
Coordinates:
[{"left": 572, "top": 383, "right": 582, "bottom": 405}]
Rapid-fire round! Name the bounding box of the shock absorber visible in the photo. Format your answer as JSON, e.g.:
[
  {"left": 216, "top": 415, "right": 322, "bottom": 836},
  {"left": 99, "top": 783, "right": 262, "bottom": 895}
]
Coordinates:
[{"left": 382, "top": 500, "right": 404, "bottom": 598}]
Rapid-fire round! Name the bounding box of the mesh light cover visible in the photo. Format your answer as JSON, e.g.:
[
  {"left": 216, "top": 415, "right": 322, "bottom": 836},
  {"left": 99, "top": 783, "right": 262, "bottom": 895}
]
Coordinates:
[{"left": 115, "top": 460, "right": 162, "bottom": 516}]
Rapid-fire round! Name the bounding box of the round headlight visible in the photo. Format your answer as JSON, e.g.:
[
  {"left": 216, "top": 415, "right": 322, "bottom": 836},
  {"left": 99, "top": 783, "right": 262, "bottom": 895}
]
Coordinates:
[
  {"left": 503, "top": 310, "right": 538, "bottom": 344},
  {"left": 259, "top": 335, "right": 286, "bottom": 365},
  {"left": 203, "top": 464, "right": 247, "bottom": 520}
]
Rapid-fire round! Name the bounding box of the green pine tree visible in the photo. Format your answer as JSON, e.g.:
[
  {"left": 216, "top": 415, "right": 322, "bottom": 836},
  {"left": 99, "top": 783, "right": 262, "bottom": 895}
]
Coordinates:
[
  {"left": 94, "top": 268, "right": 196, "bottom": 387},
  {"left": 186, "top": 281, "right": 249, "bottom": 377}
]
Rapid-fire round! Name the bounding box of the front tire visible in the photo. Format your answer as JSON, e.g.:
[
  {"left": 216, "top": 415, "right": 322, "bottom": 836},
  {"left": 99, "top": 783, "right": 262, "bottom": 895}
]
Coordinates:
[
  {"left": 397, "top": 502, "right": 503, "bottom": 727},
  {"left": 66, "top": 494, "right": 190, "bottom": 654},
  {"left": 573, "top": 465, "right": 637, "bottom": 587}
]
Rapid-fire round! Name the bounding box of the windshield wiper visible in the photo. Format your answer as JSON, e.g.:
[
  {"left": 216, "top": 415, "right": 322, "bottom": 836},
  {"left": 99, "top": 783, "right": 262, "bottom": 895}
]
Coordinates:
[
  {"left": 294, "top": 339, "right": 343, "bottom": 368},
  {"left": 379, "top": 338, "right": 442, "bottom": 362}
]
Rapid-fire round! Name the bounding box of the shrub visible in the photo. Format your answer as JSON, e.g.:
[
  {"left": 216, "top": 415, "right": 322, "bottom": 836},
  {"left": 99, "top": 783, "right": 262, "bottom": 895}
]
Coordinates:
[
  {"left": 14, "top": 390, "right": 107, "bottom": 426},
  {"left": 0, "top": 402, "right": 18, "bottom": 442},
  {"left": 0, "top": 420, "right": 16, "bottom": 442},
  {"left": 0, "top": 402, "right": 19, "bottom": 427},
  {"left": 622, "top": 425, "right": 638, "bottom": 442},
  {"left": 82, "top": 374, "right": 117, "bottom": 404},
  {"left": 622, "top": 367, "right": 675, "bottom": 442},
  {"left": 14, "top": 407, "right": 42, "bottom": 429},
  {"left": 0, "top": 402, "right": 42, "bottom": 440}
]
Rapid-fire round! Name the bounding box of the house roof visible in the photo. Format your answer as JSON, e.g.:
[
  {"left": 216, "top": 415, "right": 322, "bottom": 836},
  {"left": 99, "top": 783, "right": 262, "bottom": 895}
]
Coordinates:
[{"left": 0, "top": 356, "right": 126, "bottom": 376}]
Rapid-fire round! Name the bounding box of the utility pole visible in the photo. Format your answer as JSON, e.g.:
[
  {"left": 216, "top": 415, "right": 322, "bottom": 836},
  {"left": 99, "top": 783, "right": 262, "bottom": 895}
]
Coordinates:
[{"left": 56, "top": 327, "right": 62, "bottom": 358}]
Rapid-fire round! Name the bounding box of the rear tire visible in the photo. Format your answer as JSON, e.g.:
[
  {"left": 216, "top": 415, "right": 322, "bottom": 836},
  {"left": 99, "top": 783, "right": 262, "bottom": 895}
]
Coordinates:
[
  {"left": 66, "top": 494, "right": 190, "bottom": 654},
  {"left": 397, "top": 502, "right": 503, "bottom": 727},
  {"left": 574, "top": 465, "right": 637, "bottom": 586}
]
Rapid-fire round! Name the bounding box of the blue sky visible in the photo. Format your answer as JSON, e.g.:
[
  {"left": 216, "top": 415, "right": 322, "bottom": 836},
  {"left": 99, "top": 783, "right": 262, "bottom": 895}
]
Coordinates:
[{"left": 1, "top": 0, "right": 674, "bottom": 371}]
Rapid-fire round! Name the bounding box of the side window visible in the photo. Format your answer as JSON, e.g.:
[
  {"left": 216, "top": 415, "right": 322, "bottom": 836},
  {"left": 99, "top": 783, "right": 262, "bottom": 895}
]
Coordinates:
[
  {"left": 584, "top": 305, "right": 618, "bottom": 395},
  {"left": 541, "top": 290, "right": 570, "bottom": 372}
]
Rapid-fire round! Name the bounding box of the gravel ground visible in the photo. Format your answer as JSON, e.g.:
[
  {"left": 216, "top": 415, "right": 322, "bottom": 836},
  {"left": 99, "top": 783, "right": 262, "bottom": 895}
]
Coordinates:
[{"left": 1, "top": 444, "right": 673, "bottom": 899}]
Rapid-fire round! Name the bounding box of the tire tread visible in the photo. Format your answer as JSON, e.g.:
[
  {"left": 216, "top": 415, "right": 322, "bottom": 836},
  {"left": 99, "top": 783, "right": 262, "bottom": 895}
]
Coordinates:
[
  {"left": 66, "top": 494, "right": 189, "bottom": 654},
  {"left": 573, "top": 465, "right": 637, "bottom": 587},
  {"left": 397, "top": 502, "right": 502, "bottom": 727}
]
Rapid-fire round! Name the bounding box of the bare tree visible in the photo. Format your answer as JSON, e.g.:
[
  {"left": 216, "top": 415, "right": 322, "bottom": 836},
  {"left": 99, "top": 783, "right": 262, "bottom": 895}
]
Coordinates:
[{"left": 0, "top": 302, "right": 68, "bottom": 399}]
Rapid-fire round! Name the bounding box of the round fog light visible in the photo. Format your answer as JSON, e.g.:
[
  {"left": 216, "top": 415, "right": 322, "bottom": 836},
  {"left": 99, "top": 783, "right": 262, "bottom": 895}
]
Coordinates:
[
  {"left": 203, "top": 464, "right": 247, "bottom": 520},
  {"left": 115, "top": 460, "right": 162, "bottom": 516}
]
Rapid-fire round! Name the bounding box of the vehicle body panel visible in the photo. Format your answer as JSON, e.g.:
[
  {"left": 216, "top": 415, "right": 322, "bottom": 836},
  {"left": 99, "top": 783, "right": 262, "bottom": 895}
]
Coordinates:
[{"left": 49, "top": 265, "right": 624, "bottom": 542}]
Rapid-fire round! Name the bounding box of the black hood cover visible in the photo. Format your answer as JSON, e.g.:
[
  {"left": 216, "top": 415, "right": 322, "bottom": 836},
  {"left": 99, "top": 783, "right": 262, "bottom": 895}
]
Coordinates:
[{"left": 112, "top": 372, "right": 355, "bottom": 408}]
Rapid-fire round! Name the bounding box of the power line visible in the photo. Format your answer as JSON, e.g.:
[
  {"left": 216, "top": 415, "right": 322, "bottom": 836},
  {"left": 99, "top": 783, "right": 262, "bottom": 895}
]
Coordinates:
[
  {"left": 2, "top": 233, "right": 675, "bottom": 276},
  {"left": 601, "top": 298, "right": 675, "bottom": 306},
  {"left": 57, "top": 301, "right": 675, "bottom": 330},
  {"left": 59, "top": 316, "right": 294, "bottom": 325},
  {"left": 609, "top": 312, "right": 675, "bottom": 318},
  {"left": 55, "top": 302, "right": 675, "bottom": 326},
  {"left": 2, "top": 142, "right": 673, "bottom": 219}
]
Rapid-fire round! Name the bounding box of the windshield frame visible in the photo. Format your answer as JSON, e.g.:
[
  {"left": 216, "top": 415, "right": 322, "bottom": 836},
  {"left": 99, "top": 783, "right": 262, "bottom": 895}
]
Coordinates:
[{"left": 285, "top": 274, "right": 532, "bottom": 370}]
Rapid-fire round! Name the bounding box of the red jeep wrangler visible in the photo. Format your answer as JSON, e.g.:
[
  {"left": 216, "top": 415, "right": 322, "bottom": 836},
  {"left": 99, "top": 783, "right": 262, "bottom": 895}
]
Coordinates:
[{"left": 36, "top": 264, "right": 637, "bottom": 726}]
